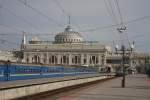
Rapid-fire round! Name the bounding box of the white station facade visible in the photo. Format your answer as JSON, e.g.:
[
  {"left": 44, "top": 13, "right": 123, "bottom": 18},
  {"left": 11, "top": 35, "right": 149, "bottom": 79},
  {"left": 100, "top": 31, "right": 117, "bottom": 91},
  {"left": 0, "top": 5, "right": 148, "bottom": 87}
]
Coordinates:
[{"left": 21, "top": 25, "right": 112, "bottom": 67}]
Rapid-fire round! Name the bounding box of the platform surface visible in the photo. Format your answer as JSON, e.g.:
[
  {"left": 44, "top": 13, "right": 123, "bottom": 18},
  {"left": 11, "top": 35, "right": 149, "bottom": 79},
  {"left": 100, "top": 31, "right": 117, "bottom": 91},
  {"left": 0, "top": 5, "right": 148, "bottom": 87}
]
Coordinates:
[
  {"left": 44, "top": 74, "right": 150, "bottom": 100},
  {"left": 0, "top": 73, "right": 112, "bottom": 90}
]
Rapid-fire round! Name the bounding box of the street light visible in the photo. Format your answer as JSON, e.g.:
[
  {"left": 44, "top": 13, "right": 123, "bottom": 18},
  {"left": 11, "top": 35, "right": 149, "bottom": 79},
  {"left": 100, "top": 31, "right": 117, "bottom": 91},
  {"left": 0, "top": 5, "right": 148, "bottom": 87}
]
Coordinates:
[
  {"left": 116, "top": 26, "right": 135, "bottom": 87},
  {"left": 115, "top": 42, "right": 134, "bottom": 88}
]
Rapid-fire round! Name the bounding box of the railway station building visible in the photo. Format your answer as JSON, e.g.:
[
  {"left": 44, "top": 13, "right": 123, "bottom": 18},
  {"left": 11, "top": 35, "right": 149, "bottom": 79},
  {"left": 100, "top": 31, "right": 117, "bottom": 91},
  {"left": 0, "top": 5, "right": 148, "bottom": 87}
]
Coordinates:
[{"left": 20, "top": 25, "right": 112, "bottom": 67}]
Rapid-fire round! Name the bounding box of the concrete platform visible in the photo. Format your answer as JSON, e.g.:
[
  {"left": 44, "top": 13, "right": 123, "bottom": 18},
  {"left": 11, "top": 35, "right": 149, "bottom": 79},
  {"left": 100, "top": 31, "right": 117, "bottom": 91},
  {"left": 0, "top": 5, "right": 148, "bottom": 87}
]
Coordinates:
[
  {"left": 0, "top": 73, "right": 114, "bottom": 90},
  {"left": 45, "top": 74, "right": 150, "bottom": 100},
  {"left": 0, "top": 73, "right": 114, "bottom": 100}
]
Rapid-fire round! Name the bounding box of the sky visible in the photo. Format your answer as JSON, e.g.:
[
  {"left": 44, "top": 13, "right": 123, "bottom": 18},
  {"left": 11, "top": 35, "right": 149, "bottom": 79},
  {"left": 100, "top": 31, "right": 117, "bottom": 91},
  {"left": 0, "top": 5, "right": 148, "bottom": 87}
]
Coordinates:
[{"left": 0, "top": 0, "right": 150, "bottom": 53}]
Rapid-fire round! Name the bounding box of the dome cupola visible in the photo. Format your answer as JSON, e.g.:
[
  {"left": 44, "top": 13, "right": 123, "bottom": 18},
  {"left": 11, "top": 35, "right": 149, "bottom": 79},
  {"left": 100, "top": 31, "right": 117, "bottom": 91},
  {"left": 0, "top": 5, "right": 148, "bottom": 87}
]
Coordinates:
[
  {"left": 29, "top": 36, "right": 41, "bottom": 44},
  {"left": 55, "top": 25, "right": 84, "bottom": 44}
]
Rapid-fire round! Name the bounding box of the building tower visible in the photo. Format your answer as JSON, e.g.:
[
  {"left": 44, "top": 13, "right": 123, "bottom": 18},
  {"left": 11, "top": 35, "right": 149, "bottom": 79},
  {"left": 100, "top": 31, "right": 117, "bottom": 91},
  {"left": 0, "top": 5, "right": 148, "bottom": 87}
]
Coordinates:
[{"left": 21, "top": 31, "right": 26, "bottom": 50}]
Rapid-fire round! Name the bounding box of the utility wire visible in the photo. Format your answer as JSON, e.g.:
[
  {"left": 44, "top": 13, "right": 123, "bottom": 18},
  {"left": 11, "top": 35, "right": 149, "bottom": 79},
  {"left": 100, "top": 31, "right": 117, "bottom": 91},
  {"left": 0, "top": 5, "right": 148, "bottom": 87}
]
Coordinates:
[
  {"left": 2, "top": 6, "right": 40, "bottom": 32},
  {"left": 81, "top": 14, "right": 150, "bottom": 32},
  {"left": 106, "top": 32, "right": 147, "bottom": 46},
  {"left": 127, "top": 15, "right": 150, "bottom": 24},
  {"left": 114, "top": 0, "right": 124, "bottom": 26},
  {"left": 53, "top": 0, "right": 67, "bottom": 15},
  {"left": 0, "top": 38, "right": 20, "bottom": 46},
  {"left": 0, "top": 6, "right": 56, "bottom": 37},
  {"left": 103, "top": 0, "right": 120, "bottom": 48},
  {"left": 0, "top": 33, "right": 55, "bottom": 36},
  {"left": 0, "top": 24, "right": 55, "bottom": 38},
  {"left": 0, "top": 5, "right": 42, "bottom": 35},
  {"left": 0, "top": 23, "right": 22, "bottom": 32},
  {"left": 0, "top": 23, "right": 56, "bottom": 36},
  {"left": 18, "top": 0, "right": 64, "bottom": 28},
  {"left": 114, "top": 0, "right": 132, "bottom": 48},
  {"left": 52, "top": 0, "right": 81, "bottom": 30},
  {"left": 104, "top": 0, "right": 119, "bottom": 25}
]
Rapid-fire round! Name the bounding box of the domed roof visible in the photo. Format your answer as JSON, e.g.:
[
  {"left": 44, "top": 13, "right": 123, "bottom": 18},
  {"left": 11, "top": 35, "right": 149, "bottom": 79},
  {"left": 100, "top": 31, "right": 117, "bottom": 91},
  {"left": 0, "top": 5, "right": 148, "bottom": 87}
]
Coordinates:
[
  {"left": 29, "top": 36, "right": 41, "bottom": 44},
  {"left": 55, "top": 25, "right": 84, "bottom": 44},
  {"left": 31, "top": 36, "right": 41, "bottom": 41}
]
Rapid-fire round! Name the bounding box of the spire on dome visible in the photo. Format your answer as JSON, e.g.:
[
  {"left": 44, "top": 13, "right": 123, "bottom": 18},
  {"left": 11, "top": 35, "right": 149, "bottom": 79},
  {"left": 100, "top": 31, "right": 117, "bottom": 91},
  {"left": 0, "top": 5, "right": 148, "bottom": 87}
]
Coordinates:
[
  {"left": 65, "top": 15, "right": 72, "bottom": 31},
  {"left": 68, "top": 15, "right": 70, "bottom": 26}
]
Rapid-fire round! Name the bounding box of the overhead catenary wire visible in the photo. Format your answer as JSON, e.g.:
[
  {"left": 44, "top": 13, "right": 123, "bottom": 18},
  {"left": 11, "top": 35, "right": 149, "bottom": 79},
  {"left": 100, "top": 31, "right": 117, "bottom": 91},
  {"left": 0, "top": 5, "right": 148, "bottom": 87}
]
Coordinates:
[
  {"left": 106, "top": 32, "right": 149, "bottom": 46},
  {"left": 114, "top": 0, "right": 124, "bottom": 26},
  {"left": 0, "top": 23, "right": 22, "bottom": 32},
  {"left": 104, "top": 0, "right": 119, "bottom": 25},
  {"left": 81, "top": 14, "right": 150, "bottom": 32},
  {"left": 0, "top": 5, "right": 40, "bottom": 36},
  {"left": 114, "top": 0, "right": 132, "bottom": 47},
  {"left": 0, "top": 38, "right": 20, "bottom": 46},
  {"left": 53, "top": 0, "right": 67, "bottom": 16},
  {"left": 0, "top": 33, "right": 55, "bottom": 36},
  {"left": 52, "top": 0, "right": 81, "bottom": 30},
  {"left": 18, "top": 0, "right": 64, "bottom": 28},
  {"left": 0, "top": 23, "right": 57, "bottom": 36},
  {"left": 0, "top": 23, "right": 26, "bottom": 38},
  {"left": 0, "top": 23, "right": 56, "bottom": 38},
  {"left": 0, "top": 5, "right": 56, "bottom": 37},
  {"left": 114, "top": 0, "right": 129, "bottom": 43},
  {"left": 103, "top": 0, "right": 120, "bottom": 48},
  {"left": 2, "top": 6, "right": 40, "bottom": 33}
]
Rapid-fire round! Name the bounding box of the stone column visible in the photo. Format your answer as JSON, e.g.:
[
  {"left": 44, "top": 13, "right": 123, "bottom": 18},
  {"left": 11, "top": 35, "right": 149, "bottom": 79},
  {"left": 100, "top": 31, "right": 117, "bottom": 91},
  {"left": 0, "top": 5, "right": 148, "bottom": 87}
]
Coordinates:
[
  {"left": 29, "top": 54, "right": 32, "bottom": 63},
  {"left": 69, "top": 54, "right": 72, "bottom": 65},
  {"left": 46, "top": 53, "right": 49, "bottom": 64},
  {"left": 86, "top": 54, "right": 90, "bottom": 66},
  {"left": 40, "top": 53, "right": 44, "bottom": 64},
  {"left": 98, "top": 54, "right": 102, "bottom": 65},
  {"left": 103, "top": 54, "right": 106, "bottom": 65},
  {"left": 81, "top": 54, "right": 84, "bottom": 65},
  {"left": 57, "top": 54, "right": 61, "bottom": 64},
  {"left": 23, "top": 52, "right": 27, "bottom": 63}
]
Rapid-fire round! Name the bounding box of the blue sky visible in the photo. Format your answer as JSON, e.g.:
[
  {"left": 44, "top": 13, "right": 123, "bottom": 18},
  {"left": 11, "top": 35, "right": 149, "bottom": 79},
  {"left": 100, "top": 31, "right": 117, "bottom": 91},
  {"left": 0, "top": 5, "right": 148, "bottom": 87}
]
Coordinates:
[{"left": 0, "top": 0, "right": 150, "bottom": 53}]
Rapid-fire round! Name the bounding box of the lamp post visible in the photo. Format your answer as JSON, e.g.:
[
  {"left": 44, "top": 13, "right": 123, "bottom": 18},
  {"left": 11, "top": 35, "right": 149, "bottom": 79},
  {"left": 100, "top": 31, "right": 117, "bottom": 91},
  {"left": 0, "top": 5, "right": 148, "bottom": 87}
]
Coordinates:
[
  {"left": 121, "top": 45, "right": 125, "bottom": 88},
  {"left": 115, "top": 43, "right": 134, "bottom": 88},
  {"left": 115, "top": 26, "right": 135, "bottom": 87}
]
